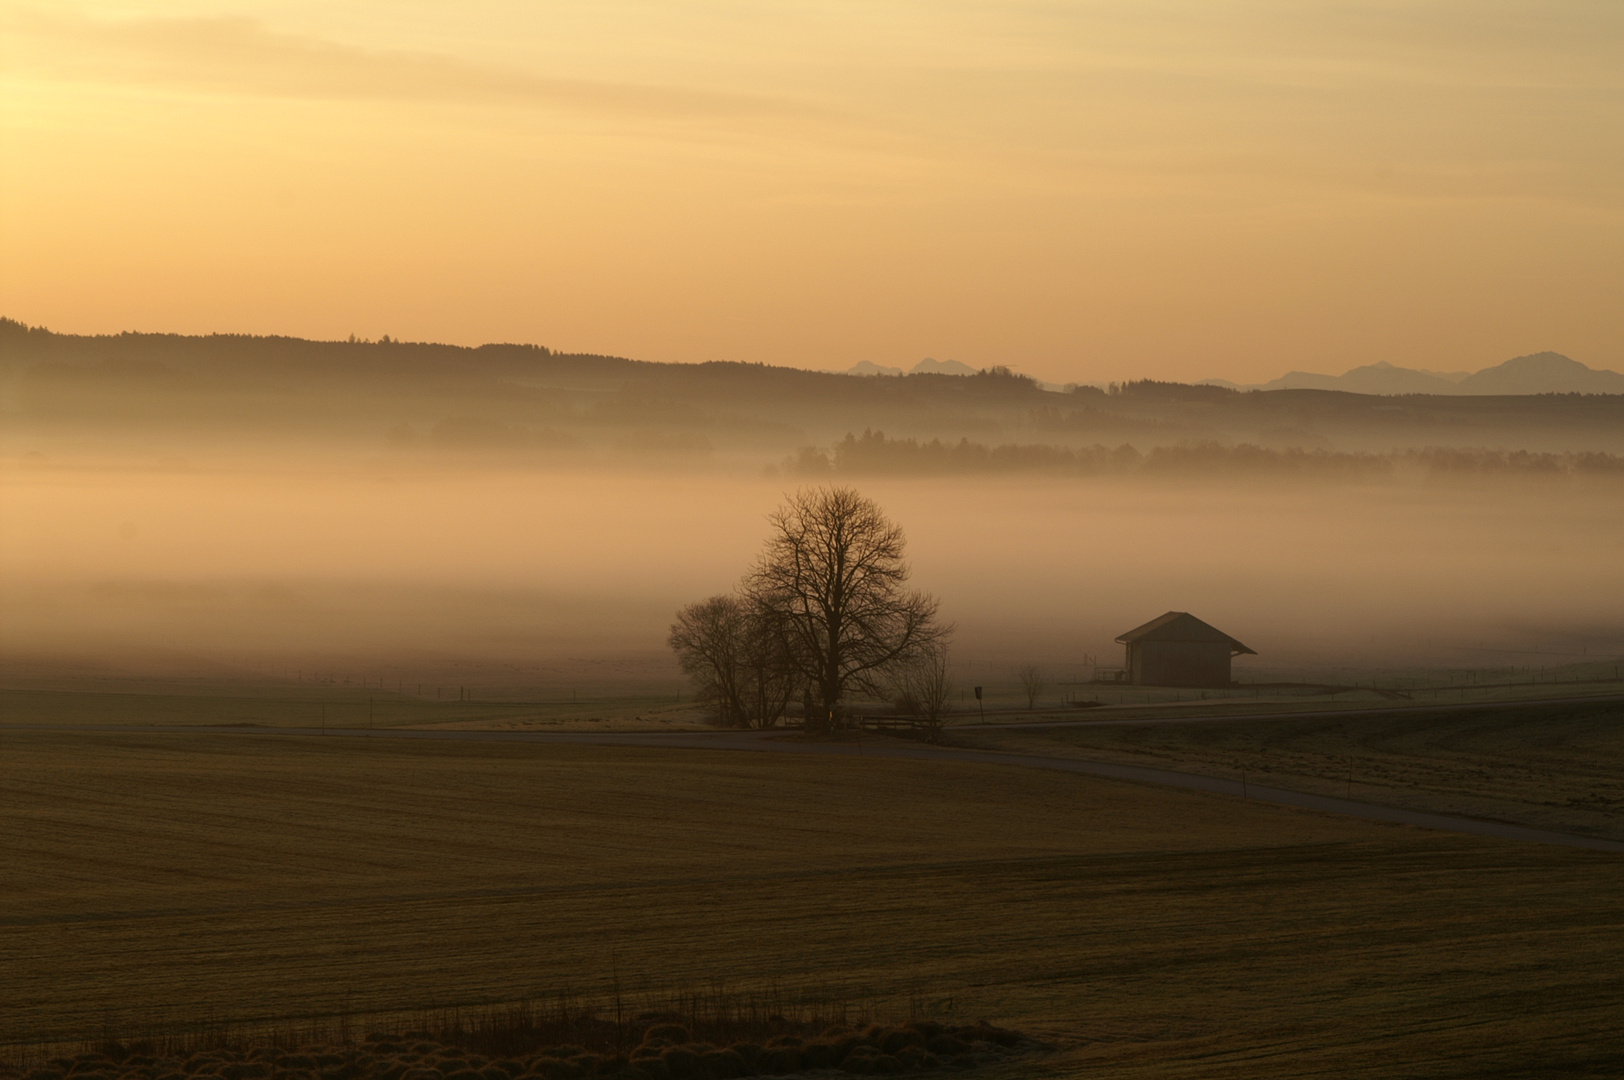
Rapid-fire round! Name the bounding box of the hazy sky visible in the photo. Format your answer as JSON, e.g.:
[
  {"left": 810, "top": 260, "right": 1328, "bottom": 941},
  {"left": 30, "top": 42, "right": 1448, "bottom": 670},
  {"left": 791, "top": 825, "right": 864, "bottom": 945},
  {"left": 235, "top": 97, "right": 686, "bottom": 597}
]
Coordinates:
[{"left": 3, "top": 2, "right": 1621, "bottom": 382}]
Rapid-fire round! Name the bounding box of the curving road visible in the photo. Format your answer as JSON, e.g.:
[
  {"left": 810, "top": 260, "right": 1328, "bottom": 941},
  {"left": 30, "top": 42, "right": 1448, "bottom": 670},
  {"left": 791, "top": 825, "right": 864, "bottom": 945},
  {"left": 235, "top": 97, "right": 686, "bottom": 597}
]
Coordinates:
[{"left": 959, "top": 689, "right": 1624, "bottom": 729}]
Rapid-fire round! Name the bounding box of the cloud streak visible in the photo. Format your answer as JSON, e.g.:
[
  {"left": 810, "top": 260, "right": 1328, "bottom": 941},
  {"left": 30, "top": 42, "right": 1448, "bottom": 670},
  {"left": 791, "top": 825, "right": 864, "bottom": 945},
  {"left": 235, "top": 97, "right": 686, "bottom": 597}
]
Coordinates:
[{"left": 4, "top": 10, "right": 825, "bottom": 124}]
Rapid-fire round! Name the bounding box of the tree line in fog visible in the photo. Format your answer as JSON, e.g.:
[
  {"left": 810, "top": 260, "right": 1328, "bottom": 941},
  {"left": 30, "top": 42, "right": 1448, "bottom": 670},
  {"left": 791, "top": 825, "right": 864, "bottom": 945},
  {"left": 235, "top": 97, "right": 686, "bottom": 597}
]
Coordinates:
[{"left": 782, "top": 431, "right": 1624, "bottom": 480}]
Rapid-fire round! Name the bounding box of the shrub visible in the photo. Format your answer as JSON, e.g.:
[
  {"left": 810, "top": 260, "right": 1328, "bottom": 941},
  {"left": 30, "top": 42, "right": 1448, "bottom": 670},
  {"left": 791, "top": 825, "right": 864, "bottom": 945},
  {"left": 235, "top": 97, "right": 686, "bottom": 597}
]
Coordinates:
[
  {"left": 656, "top": 1048, "right": 701, "bottom": 1080},
  {"left": 723, "top": 1045, "right": 760, "bottom": 1071},
  {"left": 220, "top": 1065, "right": 270, "bottom": 1080},
  {"left": 398, "top": 1068, "right": 442, "bottom": 1080},
  {"left": 878, "top": 1030, "right": 920, "bottom": 1056},
  {"left": 754, "top": 1047, "right": 802, "bottom": 1075},
  {"left": 696, "top": 1050, "right": 746, "bottom": 1079},
  {"left": 837, "top": 1046, "right": 880, "bottom": 1074},
  {"left": 628, "top": 1058, "right": 670, "bottom": 1080},
  {"left": 641, "top": 1025, "right": 689, "bottom": 1046},
  {"left": 956, "top": 1022, "right": 1020, "bottom": 1048},
  {"left": 894, "top": 1047, "right": 939, "bottom": 1071},
  {"left": 523, "top": 1062, "right": 580, "bottom": 1080},
  {"left": 799, "top": 1042, "right": 838, "bottom": 1070}
]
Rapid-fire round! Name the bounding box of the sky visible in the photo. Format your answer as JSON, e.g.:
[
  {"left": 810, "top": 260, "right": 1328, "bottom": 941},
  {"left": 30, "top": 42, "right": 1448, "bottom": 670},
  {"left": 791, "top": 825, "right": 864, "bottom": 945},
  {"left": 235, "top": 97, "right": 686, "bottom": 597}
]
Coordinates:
[{"left": 2, "top": 1, "right": 1622, "bottom": 383}]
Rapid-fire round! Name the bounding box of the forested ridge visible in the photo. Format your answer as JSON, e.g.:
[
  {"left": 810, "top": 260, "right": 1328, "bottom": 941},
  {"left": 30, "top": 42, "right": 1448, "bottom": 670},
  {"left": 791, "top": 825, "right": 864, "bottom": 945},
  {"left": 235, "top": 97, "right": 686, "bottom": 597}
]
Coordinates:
[{"left": 4, "top": 318, "right": 1622, "bottom": 463}]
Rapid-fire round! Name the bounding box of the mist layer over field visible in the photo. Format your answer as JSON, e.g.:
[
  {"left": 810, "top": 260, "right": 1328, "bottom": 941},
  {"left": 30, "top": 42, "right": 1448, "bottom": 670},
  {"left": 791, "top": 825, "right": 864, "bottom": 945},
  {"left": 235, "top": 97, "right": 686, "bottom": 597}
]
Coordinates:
[{"left": 4, "top": 458, "right": 1619, "bottom": 690}]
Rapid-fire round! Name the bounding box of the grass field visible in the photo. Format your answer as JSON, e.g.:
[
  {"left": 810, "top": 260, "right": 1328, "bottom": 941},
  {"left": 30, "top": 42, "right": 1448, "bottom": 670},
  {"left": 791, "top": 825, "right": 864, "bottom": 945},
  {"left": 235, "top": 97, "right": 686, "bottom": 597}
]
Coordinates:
[
  {"left": 4, "top": 724, "right": 1624, "bottom": 1078},
  {"left": 2, "top": 663, "right": 1621, "bottom": 740},
  {"left": 0, "top": 681, "right": 701, "bottom": 731},
  {"left": 954, "top": 699, "right": 1624, "bottom": 843}
]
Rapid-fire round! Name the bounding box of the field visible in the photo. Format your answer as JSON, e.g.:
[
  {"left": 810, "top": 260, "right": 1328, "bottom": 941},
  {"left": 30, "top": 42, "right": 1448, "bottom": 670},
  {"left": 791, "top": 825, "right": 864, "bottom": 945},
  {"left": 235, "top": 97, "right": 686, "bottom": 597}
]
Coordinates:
[
  {"left": 0, "top": 680, "right": 691, "bottom": 732},
  {"left": 955, "top": 698, "right": 1624, "bottom": 843},
  {"left": 3, "top": 657, "right": 1618, "bottom": 735},
  {"left": 4, "top": 710, "right": 1624, "bottom": 1078}
]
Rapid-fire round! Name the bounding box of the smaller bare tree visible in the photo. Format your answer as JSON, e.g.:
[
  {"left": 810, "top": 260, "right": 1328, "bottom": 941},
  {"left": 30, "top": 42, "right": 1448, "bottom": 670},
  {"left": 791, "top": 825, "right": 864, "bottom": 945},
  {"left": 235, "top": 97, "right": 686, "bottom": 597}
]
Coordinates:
[
  {"left": 669, "top": 594, "right": 798, "bottom": 728},
  {"left": 1016, "top": 664, "right": 1046, "bottom": 711},
  {"left": 669, "top": 595, "right": 747, "bottom": 727},
  {"left": 735, "top": 597, "right": 799, "bottom": 729},
  {"left": 894, "top": 642, "right": 954, "bottom": 742}
]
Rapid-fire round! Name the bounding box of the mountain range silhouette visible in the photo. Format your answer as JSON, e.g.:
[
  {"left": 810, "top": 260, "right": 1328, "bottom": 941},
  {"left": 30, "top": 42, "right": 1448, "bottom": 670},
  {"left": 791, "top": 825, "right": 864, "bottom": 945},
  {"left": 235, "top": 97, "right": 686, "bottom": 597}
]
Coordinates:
[
  {"left": 1206, "top": 352, "right": 1624, "bottom": 395},
  {"left": 847, "top": 357, "right": 979, "bottom": 377}
]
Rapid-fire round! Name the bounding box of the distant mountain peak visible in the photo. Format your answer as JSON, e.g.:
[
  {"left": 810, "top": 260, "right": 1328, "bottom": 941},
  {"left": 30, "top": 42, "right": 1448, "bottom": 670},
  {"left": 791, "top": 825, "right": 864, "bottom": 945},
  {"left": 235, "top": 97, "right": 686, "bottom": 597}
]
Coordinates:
[
  {"left": 911, "top": 357, "right": 977, "bottom": 376},
  {"left": 847, "top": 360, "right": 904, "bottom": 377},
  {"left": 847, "top": 357, "right": 978, "bottom": 377},
  {"left": 1455, "top": 351, "right": 1624, "bottom": 395},
  {"left": 1241, "top": 351, "right": 1623, "bottom": 396},
  {"left": 1495, "top": 351, "right": 1586, "bottom": 371}
]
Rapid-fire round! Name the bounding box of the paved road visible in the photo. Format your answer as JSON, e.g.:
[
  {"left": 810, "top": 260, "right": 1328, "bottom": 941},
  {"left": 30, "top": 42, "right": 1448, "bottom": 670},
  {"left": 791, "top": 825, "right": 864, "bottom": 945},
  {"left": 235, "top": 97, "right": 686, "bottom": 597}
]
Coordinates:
[
  {"left": 968, "top": 690, "right": 1624, "bottom": 730},
  {"left": 12, "top": 720, "right": 1622, "bottom": 854}
]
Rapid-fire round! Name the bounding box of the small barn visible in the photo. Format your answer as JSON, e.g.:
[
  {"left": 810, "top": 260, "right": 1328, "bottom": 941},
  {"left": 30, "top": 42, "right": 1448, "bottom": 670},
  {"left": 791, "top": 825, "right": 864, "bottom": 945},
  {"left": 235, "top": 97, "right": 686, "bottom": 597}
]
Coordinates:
[{"left": 1115, "top": 612, "right": 1256, "bottom": 688}]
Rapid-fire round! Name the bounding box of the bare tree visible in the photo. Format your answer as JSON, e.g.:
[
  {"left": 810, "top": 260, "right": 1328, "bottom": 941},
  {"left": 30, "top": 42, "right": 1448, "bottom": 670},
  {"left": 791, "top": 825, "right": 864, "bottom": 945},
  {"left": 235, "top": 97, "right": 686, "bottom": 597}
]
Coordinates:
[
  {"left": 669, "top": 595, "right": 747, "bottom": 727},
  {"left": 669, "top": 594, "right": 799, "bottom": 728},
  {"left": 745, "top": 486, "right": 950, "bottom": 728},
  {"left": 735, "top": 596, "right": 799, "bottom": 729},
  {"left": 1016, "top": 664, "right": 1046, "bottom": 710},
  {"left": 894, "top": 641, "right": 954, "bottom": 742}
]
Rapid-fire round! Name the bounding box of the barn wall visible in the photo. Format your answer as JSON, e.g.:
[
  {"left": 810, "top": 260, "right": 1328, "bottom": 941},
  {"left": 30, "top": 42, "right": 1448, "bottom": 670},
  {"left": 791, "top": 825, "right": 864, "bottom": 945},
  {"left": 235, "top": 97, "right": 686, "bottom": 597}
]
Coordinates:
[{"left": 1128, "top": 641, "right": 1232, "bottom": 687}]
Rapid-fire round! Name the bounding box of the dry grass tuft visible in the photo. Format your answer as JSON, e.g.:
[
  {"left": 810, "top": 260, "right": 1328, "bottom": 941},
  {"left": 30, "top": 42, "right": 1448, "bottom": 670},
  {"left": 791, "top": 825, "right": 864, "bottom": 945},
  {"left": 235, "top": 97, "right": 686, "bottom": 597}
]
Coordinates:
[{"left": 0, "top": 1004, "right": 1045, "bottom": 1080}]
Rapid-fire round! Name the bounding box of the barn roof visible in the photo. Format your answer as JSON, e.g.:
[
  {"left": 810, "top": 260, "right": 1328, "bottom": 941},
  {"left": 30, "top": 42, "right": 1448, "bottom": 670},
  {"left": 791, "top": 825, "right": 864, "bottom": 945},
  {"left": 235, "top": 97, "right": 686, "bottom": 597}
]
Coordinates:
[{"left": 1115, "top": 611, "right": 1257, "bottom": 655}]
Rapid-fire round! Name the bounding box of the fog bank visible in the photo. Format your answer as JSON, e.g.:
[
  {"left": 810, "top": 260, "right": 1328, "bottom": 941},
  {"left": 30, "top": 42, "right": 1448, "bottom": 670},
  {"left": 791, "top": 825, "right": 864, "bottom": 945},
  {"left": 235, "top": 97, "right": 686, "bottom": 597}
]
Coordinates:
[{"left": 4, "top": 461, "right": 1620, "bottom": 690}]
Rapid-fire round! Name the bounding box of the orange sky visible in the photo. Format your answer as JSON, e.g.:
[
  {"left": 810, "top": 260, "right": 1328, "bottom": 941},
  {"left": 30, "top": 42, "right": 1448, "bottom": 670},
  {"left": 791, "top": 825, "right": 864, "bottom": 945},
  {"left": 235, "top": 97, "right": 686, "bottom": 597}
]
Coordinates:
[{"left": 3, "top": 2, "right": 1621, "bottom": 383}]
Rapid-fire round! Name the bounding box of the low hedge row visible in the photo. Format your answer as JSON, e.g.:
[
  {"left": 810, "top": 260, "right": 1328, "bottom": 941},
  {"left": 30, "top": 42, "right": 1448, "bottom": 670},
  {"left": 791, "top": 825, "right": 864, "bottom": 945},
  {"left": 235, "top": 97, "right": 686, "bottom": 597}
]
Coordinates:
[{"left": 19, "top": 1020, "right": 1045, "bottom": 1080}]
